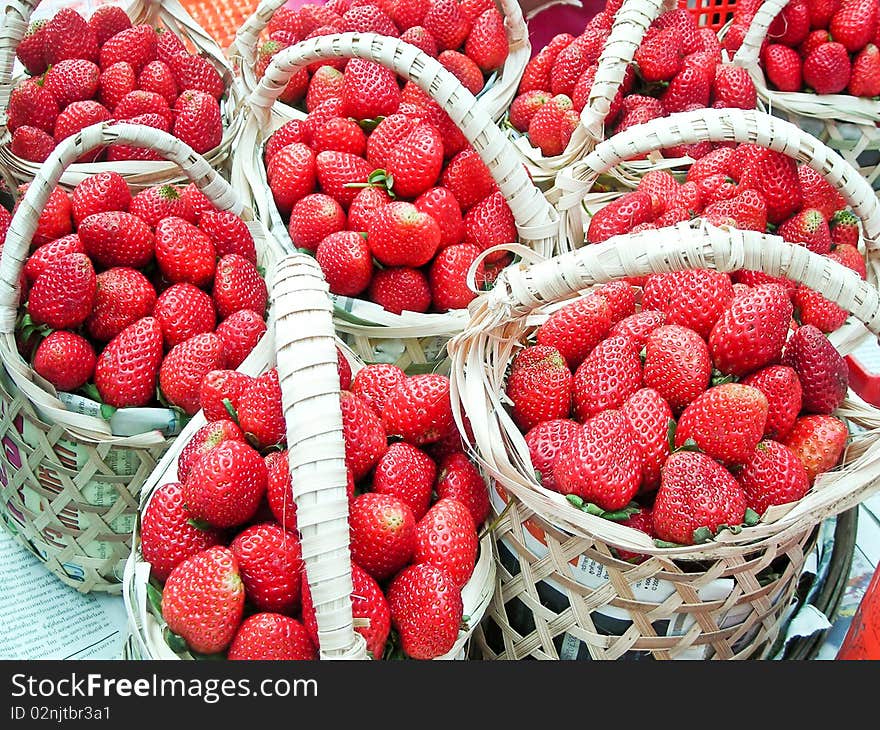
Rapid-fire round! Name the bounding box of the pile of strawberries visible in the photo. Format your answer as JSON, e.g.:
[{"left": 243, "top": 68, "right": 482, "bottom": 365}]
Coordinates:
[
  {"left": 9, "top": 6, "right": 226, "bottom": 163},
  {"left": 509, "top": 2, "right": 757, "bottom": 159},
  {"left": 505, "top": 274, "right": 850, "bottom": 552},
  {"left": 585, "top": 143, "right": 866, "bottom": 337},
  {"left": 142, "top": 360, "right": 489, "bottom": 660},
  {"left": 254, "top": 0, "right": 509, "bottom": 109},
  {"left": 264, "top": 40, "right": 518, "bottom": 316},
  {"left": 11, "top": 172, "right": 266, "bottom": 416},
  {"left": 725, "top": 0, "right": 880, "bottom": 98}
]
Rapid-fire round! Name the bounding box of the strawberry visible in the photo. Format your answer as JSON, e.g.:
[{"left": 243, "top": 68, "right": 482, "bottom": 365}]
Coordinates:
[
  {"left": 608, "top": 310, "right": 667, "bottom": 347},
  {"left": 367, "top": 201, "right": 441, "bottom": 267},
  {"left": 177, "top": 419, "right": 245, "bottom": 484},
  {"left": 440, "top": 148, "right": 497, "bottom": 213},
  {"left": 736, "top": 440, "right": 810, "bottom": 515},
  {"left": 316, "top": 230, "right": 374, "bottom": 296},
  {"left": 155, "top": 216, "right": 216, "bottom": 288},
  {"left": 434, "top": 452, "right": 490, "bottom": 526},
  {"left": 10, "top": 126, "right": 55, "bottom": 163},
  {"left": 518, "top": 33, "right": 574, "bottom": 93},
  {"left": 782, "top": 414, "right": 848, "bottom": 482},
  {"left": 71, "top": 172, "right": 131, "bottom": 226},
  {"left": 27, "top": 253, "right": 95, "bottom": 330},
  {"left": 782, "top": 323, "right": 848, "bottom": 413},
  {"left": 161, "top": 546, "right": 245, "bottom": 654},
  {"left": 215, "top": 310, "right": 267, "bottom": 370},
  {"left": 828, "top": 242, "right": 867, "bottom": 279},
  {"left": 53, "top": 100, "right": 112, "bottom": 149},
  {"left": 552, "top": 410, "right": 641, "bottom": 511},
  {"left": 634, "top": 27, "right": 683, "bottom": 82},
  {"left": 7, "top": 80, "right": 59, "bottom": 135},
  {"left": 654, "top": 8, "right": 702, "bottom": 53},
  {"left": 527, "top": 93, "right": 576, "bottom": 157},
  {"left": 304, "top": 68, "right": 345, "bottom": 113},
  {"left": 413, "top": 187, "right": 462, "bottom": 249},
  {"left": 43, "top": 9, "right": 98, "bottom": 66},
  {"left": 572, "top": 334, "right": 642, "bottom": 422},
  {"left": 741, "top": 365, "right": 803, "bottom": 441},
  {"left": 660, "top": 62, "right": 711, "bottom": 113},
  {"left": 24, "top": 234, "right": 84, "bottom": 285},
  {"left": 709, "top": 283, "right": 793, "bottom": 377},
  {"left": 105, "top": 113, "right": 169, "bottom": 162},
  {"left": 337, "top": 347, "right": 352, "bottom": 390},
  {"left": 803, "top": 42, "right": 851, "bottom": 94},
  {"left": 800, "top": 28, "right": 831, "bottom": 57},
  {"left": 428, "top": 242, "right": 483, "bottom": 312},
  {"left": 423, "top": 0, "right": 471, "bottom": 51},
  {"left": 99, "top": 24, "right": 158, "bottom": 74},
  {"left": 98, "top": 61, "right": 137, "bottom": 110},
  {"left": 675, "top": 383, "right": 769, "bottom": 464},
  {"left": 230, "top": 523, "right": 303, "bottom": 614},
  {"left": 637, "top": 170, "right": 680, "bottom": 217},
  {"left": 264, "top": 450, "right": 296, "bottom": 533},
  {"left": 341, "top": 4, "right": 400, "bottom": 35},
  {"left": 265, "top": 120, "right": 308, "bottom": 165},
  {"left": 799, "top": 166, "right": 846, "bottom": 220},
  {"left": 586, "top": 191, "right": 653, "bottom": 244},
  {"left": 77, "top": 211, "right": 153, "bottom": 270},
  {"left": 400, "top": 26, "right": 440, "bottom": 58},
  {"left": 267, "top": 143, "right": 317, "bottom": 215},
  {"left": 523, "top": 418, "right": 581, "bottom": 493},
  {"left": 43, "top": 59, "right": 100, "bottom": 108},
  {"left": 341, "top": 59, "right": 401, "bottom": 121},
  {"left": 288, "top": 194, "right": 346, "bottom": 252},
  {"left": 367, "top": 267, "right": 432, "bottom": 314},
  {"left": 173, "top": 90, "right": 222, "bottom": 154},
  {"left": 212, "top": 254, "right": 267, "bottom": 320},
  {"left": 703, "top": 189, "right": 769, "bottom": 232},
  {"left": 769, "top": 0, "right": 811, "bottom": 45},
  {"left": 227, "top": 613, "right": 316, "bottom": 661},
  {"left": 15, "top": 184, "right": 72, "bottom": 246},
  {"left": 16, "top": 20, "right": 48, "bottom": 76},
  {"left": 686, "top": 145, "right": 735, "bottom": 184},
  {"left": 509, "top": 90, "right": 551, "bottom": 132},
  {"left": 114, "top": 90, "right": 172, "bottom": 126},
  {"left": 462, "top": 191, "right": 517, "bottom": 264},
  {"left": 390, "top": 0, "right": 431, "bottom": 28},
  {"left": 792, "top": 286, "right": 848, "bottom": 332},
  {"left": 621, "top": 387, "right": 673, "bottom": 494},
  {"left": 195, "top": 210, "right": 256, "bottom": 264},
  {"left": 183, "top": 440, "right": 267, "bottom": 528},
  {"left": 438, "top": 50, "right": 484, "bottom": 93},
  {"left": 366, "top": 114, "right": 418, "bottom": 169},
  {"left": 464, "top": 8, "right": 508, "bottom": 73},
  {"left": 88, "top": 5, "right": 132, "bottom": 45},
  {"left": 413, "top": 497, "right": 477, "bottom": 588},
  {"left": 847, "top": 42, "right": 880, "bottom": 99},
  {"left": 159, "top": 333, "right": 225, "bottom": 415},
  {"left": 712, "top": 65, "right": 757, "bottom": 109},
  {"left": 140, "top": 481, "right": 223, "bottom": 583},
  {"left": 315, "top": 151, "right": 375, "bottom": 208},
  {"left": 237, "top": 369, "right": 287, "bottom": 451},
  {"left": 643, "top": 270, "right": 734, "bottom": 341},
  {"left": 777, "top": 208, "right": 832, "bottom": 254},
  {"left": 86, "top": 267, "right": 158, "bottom": 344},
  {"left": 615, "top": 507, "right": 655, "bottom": 563},
  {"left": 93, "top": 317, "right": 164, "bottom": 408},
  {"left": 764, "top": 44, "right": 803, "bottom": 92},
  {"left": 372, "top": 442, "right": 436, "bottom": 520},
  {"left": 386, "top": 123, "right": 444, "bottom": 199},
  {"left": 33, "top": 331, "right": 95, "bottom": 392},
  {"left": 652, "top": 451, "right": 747, "bottom": 546},
  {"left": 505, "top": 345, "right": 573, "bottom": 432},
  {"left": 138, "top": 60, "right": 178, "bottom": 106},
  {"left": 551, "top": 31, "right": 605, "bottom": 97},
  {"left": 349, "top": 492, "right": 416, "bottom": 581},
  {"left": 642, "top": 324, "right": 712, "bottom": 413},
  {"left": 829, "top": 209, "right": 861, "bottom": 248},
  {"left": 200, "top": 369, "right": 253, "bottom": 423},
  {"left": 351, "top": 363, "right": 407, "bottom": 415},
  {"left": 311, "top": 118, "right": 368, "bottom": 157},
  {"left": 830, "top": 0, "right": 878, "bottom": 52},
  {"left": 382, "top": 373, "right": 455, "bottom": 445},
  {"left": 171, "top": 55, "right": 225, "bottom": 100},
  {"left": 153, "top": 283, "right": 216, "bottom": 350},
  {"left": 535, "top": 293, "right": 613, "bottom": 370},
  {"left": 738, "top": 149, "right": 803, "bottom": 226},
  {"left": 340, "top": 390, "right": 388, "bottom": 481}
]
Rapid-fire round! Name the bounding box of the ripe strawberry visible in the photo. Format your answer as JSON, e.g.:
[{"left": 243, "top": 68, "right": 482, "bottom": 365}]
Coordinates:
[
  {"left": 712, "top": 65, "right": 757, "bottom": 109},
  {"left": 527, "top": 93, "right": 576, "bottom": 157},
  {"left": 10, "top": 125, "right": 55, "bottom": 163},
  {"left": 183, "top": 440, "right": 267, "bottom": 528},
  {"left": 738, "top": 149, "right": 803, "bottom": 226},
  {"left": 86, "top": 267, "right": 157, "bottom": 344},
  {"left": 586, "top": 191, "right": 653, "bottom": 244},
  {"left": 608, "top": 310, "right": 667, "bottom": 347},
  {"left": 267, "top": 143, "right": 317, "bottom": 215},
  {"left": 155, "top": 216, "right": 216, "bottom": 288},
  {"left": 351, "top": 363, "right": 407, "bottom": 415},
  {"left": 367, "top": 201, "right": 441, "bottom": 268},
  {"left": 345, "top": 186, "right": 391, "bottom": 233},
  {"left": 215, "top": 310, "right": 267, "bottom": 370},
  {"left": 400, "top": 26, "right": 439, "bottom": 58},
  {"left": 792, "top": 286, "right": 848, "bottom": 332},
  {"left": 414, "top": 187, "right": 463, "bottom": 249},
  {"left": 200, "top": 369, "right": 253, "bottom": 423},
  {"left": 152, "top": 283, "right": 216, "bottom": 350},
  {"left": 311, "top": 117, "right": 368, "bottom": 157},
  {"left": 703, "top": 189, "right": 769, "bottom": 232},
  {"left": 193, "top": 211, "right": 256, "bottom": 265},
  {"left": 15, "top": 184, "right": 71, "bottom": 246},
  {"left": 764, "top": 44, "right": 803, "bottom": 92},
  {"left": 349, "top": 492, "right": 416, "bottom": 581},
  {"left": 7, "top": 80, "right": 59, "bottom": 135},
  {"left": 520, "top": 419, "right": 580, "bottom": 494},
  {"left": 230, "top": 523, "right": 303, "bottom": 614},
  {"left": 52, "top": 100, "right": 112, "bottom": 148},
  {"left": 227, "top": 613, "right": 316, "bottom": 661},
  {"left": 637, "top": 170, "right": 680, "bottom": 217},
  {"left": 799, "top": 166, "right": 846, "bottom": 220},
  {"left": 462, "top": 191, "right": 516, "bottom": 264},
  {"left": 803, "top": 42, "right": 851, "bottom": 94},
  {"left": 237, "top": 369, "right": 286, "bottom": 451},
  {"left": 830, "top": 0, "right": 878, "bottom": 53},
  {"left": 70, "top": 173, "right": 130, "bottom": 228},
  {"left": 535, "top": 293, "right": 613, "bottom": 370},
  {"left": 372, "top": 442, "right": 436, "bottom": 521},
  {"left": 265, "top": 120, "right": 308, "bottom": 165},
  {"left": 315, "top": 151, "right": 375, "bottom": 208},
  {"left": 264, "top": 450, "right": 296, "bottom": 532},
  {"left": 518, "top": 33, "right": 574, "bottom": 92},
  {"left": 848, "top": 43, "right": 880, "bottom": 97},
  {"left": 382, "top": 373, "right": 455, "bottom": 445},
  {"left": 211, "top": 254, "right": 267, "bottom": 321},
  {"left": 782, "top": 414, "right": 848, "bottom": 482},
  {"left": 43, "top": 59, "right": 100, "bottom": 108},
  {"left": 99, "top": 24, "right": 158, "bottom": 74},
  {"left": 161, "top": 546, "right": 245, "bottom": 654},
  {"left": 572, "top": 334, "right": 642, "bottom": 422},
  {"left": 137, "top": 60, "right": 178, "bottom": 106},
  {"left": 105, "top": 112, "right": 170, "bottom": 162},
  {"left": 741, "top": 365, "right": 803, "bottom": 441},
  {"left": 432, "top": 452, "right": 487, "bottom": 525},
  {"left": 340, "top": 390, "right": 388, "bottom": 481},
  {"left": 652, "top": 451, "right": 747, "bottom": 545},
  {"left": 171, "top": 54, "right": 225, "bottom": 100},
  {"left": 661, "top": 62, "right": 711, "bottom": 113},
  {"left": 366, "top": 113, "right": 418, "bottom": 169},
  {"left": 27, "top": 253, "right": 95, "bottom": 330},
  {"left": 769, "top": 0, "right": 811, "bottom": 45},
  {"left": 621, "top": 387, "right": 673, "bottom": 494},
  {"left": 782, "top": 323, "right": 848, "bottom": 413},
  {"left": 341, "top": 59, "right": 401, "bottom": 121},
  {"left": 464, "top": 8, "right": 508, "bottom": 73},
  {"left": 675, "top": 383, "right": 769, "bottom": 464},
  {"left": 24, "top": 235, "right": 83, "bottom": 285},
  {"left": 413, "top": 497, "right": 477, "bottom": 589},
  {"left": 173, "top": 90, "right": 222, "bottom": 154},
  {"left": 509, "top": 90, "right": 550, "bottom": 132},
  {"left": 177, "top": 419, "right": 245, "bottom": 484},
  {"left": 386, "top": 123, "right": 444, "bottom": 199},
  {"left": 367, "top": 267, "right": 432, "bottom": 314},
  {"left": 423, "top": 0, "right": 471, "bottom": 51},
  {"left": 778, "top": 208, "right": 832, "bottom": 254},
  {"left": 88, "top": 5, "right": 132, "bottom": 45},
  {"left": 551, "top": 31, "right": 605, "bottom": 97},
  {"left": 32, "top": 331, "right": 95, "bottom": 392},
  {"left": 686, "top": 145, "right": 735, "bottom": 184},
  {"left": 642, "top": 324, "right": 712, "bottom": 413},
  {"left": 16, "top": 20, "right": 48, "bottom": 76},
  {"left": 140, "top": 481, "right": 223, "bottom": 583},
  {"left": 614, "top": 507, "right": 655, "bottom": 563},
  {"left": 439, "top": 147, "right": 497, "bottom": 212},
  {"left": 635, "top": 26, "right": 683, "bottom": 82},
  {"left": 316, "top": 230, "right": 374, "bottom": 296},
  {"left": 159, "top": 333, "right": 225, "bottom": 415},
  {"left": 438, "top": 50, "right": 484, "bottom": 94},
  {"left": 287, "top": 194, "right": 346, "bottom": 252},
  {"left": 341, "top": 3, "right": 399, "bottom": 35},
  {"left": 93, "top": 317, "right": 164, "bottom": 408},
  {"left": 98, "top": 61, "right": 137, "bottom": 109},
  {"left": 643, "top": 269, "right": 734, "bottom": 341},
  {"left": 828, "top": 242, "right": 867, "bottom": 278},
  {"left": 736, "top": 440, "right": 810, "bottom": 515},
  {"left": 43, "top": 8, "right": 98, "bottom": 66},
  {"left": 304, "top": 68, "right": 345, "bottom": 114},
  {"left": 505, "top": 345, "right": 573, "bottom": 432},
  {"left": 113, "top": 90, "right": 172, "bottom": 127},
  {"left": 709, "top": 283, "right": 793, "bottom": 377},
  {"left": 428, "top": 242, "right": 483, "bottom": 312},
  {"left": 77, "top": 211, "right": 152, "bottom": 270}
]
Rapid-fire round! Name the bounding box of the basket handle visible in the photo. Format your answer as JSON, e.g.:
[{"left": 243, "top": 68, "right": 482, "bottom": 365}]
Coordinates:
[
  {"left": 0, "top": 121, "right": 246, "bottom": 335},
  {"left": 0, "top": 0, "right": 41, "bottom": 123},
  {"left": 272, "top": 252, "right": 368, "bottom": 660},
  {"left": 731, "top": 0, "right": 790, "bottom": 68},
  {"left": 230, "top": 0, "right": 289, "bottom": 92},
  {"left": 247, "top": 31, "right": 559, "bottom": 245}
]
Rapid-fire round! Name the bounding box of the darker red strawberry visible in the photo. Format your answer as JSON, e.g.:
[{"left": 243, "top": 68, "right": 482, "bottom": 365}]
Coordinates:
[
  {"left": 230, "top": 523, "right": 303, "bottom": 614},
  {"left": 782, "top": 323, "right": 848, "bottom": 414},
  {"left": 349, "top": 492, "right": 417, "bottom": 581},
  {"left": 237, "top": 369, "right": 287, "bottom": 451},
  {"left": 93, "top": 317, "right": 164, "bottom": 408}
]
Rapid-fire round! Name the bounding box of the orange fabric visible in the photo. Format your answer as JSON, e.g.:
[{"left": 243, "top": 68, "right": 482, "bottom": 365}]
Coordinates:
[
  {"left": 179, "top": 0, "right": 261, "bottom": 50},
  {"left": 679, "top": 0, "right": 737, "bottom": 31}
]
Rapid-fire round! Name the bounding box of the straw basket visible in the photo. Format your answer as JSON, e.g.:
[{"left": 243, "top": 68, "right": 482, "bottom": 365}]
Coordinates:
[
  {"left": 0, "top": 0, "right": 245, "bottom": 193},
  {"left": 447, "top": 221, "right": 880, "bottom": 659},
  {"left": 549, "top": 106, "right": 880, "bottom": 357},
  {"left": 122, "top": 252, "right": 496, "bottom": 660},
  {"left": 0, "top": 121, "right": 284, "bottom": 593},
  {"left": 233, "top": 31, "right": 558, "bottom": 372},
  {"left": 727, "top": 0, "right": 880, "bottom": 190},
  {"left": 229, "top": 0, "right": 530, "bottom": 121}
]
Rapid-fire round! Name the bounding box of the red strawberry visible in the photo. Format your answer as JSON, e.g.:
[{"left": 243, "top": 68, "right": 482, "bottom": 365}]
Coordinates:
[
  {"left": 315, "top": 151, "right": 375, "bottom": 208},
  {"left": 462, "top": 191, "right": 516, "bottom": 264},
  {"left": 505, "top": 345, "right": 573, "bottom": 432},
  {"left": 535, "top": 293, "right": 613, "bottom": 370},
  {"left": 386, "top": 123, "right": 444, "bottom": 199},
  {"left": 86, "top": 267, "right": 157, "bottom": 344},
  {"left": 159, "top": 333, "right": 225, "bottom": 415},
  {"left": 415, "top": 186, "right": 464, "bottom": 248},
  {"left": 509, "top": 90, "right": 551, "bottom": 132},
  {"left": 413, "top": 497, "right": 477, "bottom": 588},
  {"left": 367, "top": 267, "right": 432, "bottom": 314},
  {"left": 33, "top": 331, "right": 95, "bottom": 392},
  {"left": 140, "top": 481, "right": 223, "bottom": 583},
  {"left": 316, "top": 230, "right": 374, "bottom": 296},
  {"left": 792, "top": 286, "right": 848, "bottom": 332},
  {"left": 183, "top": 440, "right": 267, "bottom": 528},
  {"left": 438, "top": 50, "right": 484, "bottom": 94},
  {"left": 7, "top": 79, "right": 60, "bottom": 135},
  {"left": 382, "top": 373, "right": 455, "bottom": 445},
  {"left": 200, "top": 369, "right": 253, "bottom": 423},
  {"left": 43, "top": 59, "right": 100, "bottom": 108},
  {"left": 99, "top": 24, "right": 158, "bottom": 74},
  {"left": 105, "top": 112, "right": 170, "bottom": 162},
  {"left": 803, "top": 42, "right": 851, "bottom": 94},
  {"left": 161, "top": 546, "right": 245, "bottom": 654},
  {"left": 523, "top": 418, "right": 581, "bottom": 493},
  {"left": 778, "top": 208, "right": 832, "bottom": 254},
  {"left": 782, "top": 323, "right": 848, "bottom": 413},
  {"left": 16, "top": 20, "right": 48, "bottom": 76},
  {"left": 43, "top": 9, "right": 98, "bottom": 66},
  {"left": 782, "top": 414, "right": 848, "bottom": 482},
  {"left": 654, "top": 8, "right": 702, "bottom": 53},
  {"left": 71, "top": 172, "right": 131, "bottom": 226},
  {"left": 227, "top": 613, "right": 316, "bottom": 661},
  {"left": 675, "top": 383, "right": 769, "bottom": 464},
  {"left": 237, "top": 369, "right": 286, "bottom": 451},
  {"left": 98, "top": 61, "right": 137, "bottom": 110},
  {"left": 736, "top": 440, "right": 810, "bottom": 515},
  {"left": 24, "top": 234, "right": 84, "bottom": 285},
  {"left": 642, "top": 324, "right": 712, "bottom": 413},
  {"left": 211, "top": 254, "right": 267, "bottom": 321},
  {"left": 440, "top": 148, "right": 497, "bottom": 212},
  {"left": 615, "top": 507, "right": 655, "bottom": 563},
  {"left": 93, "top": 317, "right": 164, "bottom": 408},
  {"left": 264, "top": 450, "right": 296, "bottom": 533},
  {"left": 741, "top": 365, "right": 803, "bottom": 441},
  {"left": 586, "top": 191, "right": 654, "bottom": 243},
  {"left": 621, "top": 387, "right": 673, "bottom": 493},
  {"left": 215, "top": 310, "right": 267, "bottom": 370},
  {"left": 288, "top": 194, "right": 346, "bottom": 252},
  {"left": 311, "top": 117, "right": 368, "bottom": 157},
  {"left": 340, "top": 390, "right": 388, "bottom": 481},
  {"left": 15, "top": 184, "right": 71, "bottom": 246},
  {"left": 173, "top": 90, "right": 222, "bottom": 154},
  {"left": 849, "top": 43, "right": 880, "bottom": 96},
  {"left": 799, "top": 166, "right": 846, "bottom": 220},
  {"left": 367, "top": 201, "right": 441, "bottom": 268},
  {"left": 138, "top": 60, "right": 178, "bottom": 106},
  {"left": 400, "top": 26, "right": 439, "bottom": 57},
  {"left": 341, "top": 59, "right": 401, "bottom": 121},
  {"left": 423, "top": 0, "right": 471, "bottom": 51},
  {"left": 349, "top": 492, "right": 416, "bottom": 581},
  {"left": 366, "top": 113, "right": 418, "bottom": 169},
  {"left": 464, "top": 8, "right": 508, "bottom": 73},
  {"left": 195, "top": 210, "right": 256, "bottom": 264},
  {"left": 551, "top": 31, "right": 605, "bottom": 97},
  {"left": 230, "top": 523, "right": 303, "bottom": 614},
  {"left": 347, "top": 186, "right": 393, "bottom": 233},
  {"left": 267, "top": 143, "right": 317, "bottom": 215},
  {"left": 177, "top": 419, "right": 245, "bottom": 484},
  {"left": 828, "top": 242, "right": 867, "bottom": 279},
  {"left": 769, "top": 0, "right": 811, "bottom": 45},
  {"left": 88, "top": 5, "right": 132, "bottom": 45},
  {"left": 572, "top": 334, "right": 642, "bottom": 422},
  {"left": 341, "top": 4, "right": 399, "bottom": 35},
  {"left": 10, "top": 125, "right": 55, "bottom": 163},
  {"left": 155, "top": 216, "right": 216, "bottom": 288},
  {"left": 434, "top": 452, "right": 489, "bottom": 526},
  {"left": 387, "top": 563, "right": 463, "bottom": 659},
  {"left": 372, "top": 442, "right": 436, "bottom": 520},
  {"left": 518, "top": 33, "right": 574, "bottom": 93},
  {"left": 390, "top": 0, "right": 431, "bottom": 28},
  {"left": 77, "top": 211, "right": 153, "bottom": 270},
  {"left": 265, "top": 120, "right": 308, "bottom": 165},
  {"left": 637, "top": 170, "right": 680, "bottom": 217},
  {"left": 305, "top": 70, "right": 345, "bottom": 114},
  {"left": 635, "top": 26, "right": 684, "bottom": 82},
  {"left": 351, "top": 363, "right": 407, "bottom": 415},
  {"left": 153, "top": 283, "right": 216, "bottom": 350},
  {"left": 608, "top": 310, "right": 667, "bottom": 348},
  {"left": 114, "top": 90, "right": 172, "bottom": 126},
  {"left": 171, "top": 55, "right": 225, "bottom": 100},
  {"left": 527, "top": 93, "right": 576, "bottom": 157},
  {"left": 738, "top": 149, "right": 803, "bottom": 226},
  {"left": 652, "top": 451, "right": 747, "bottom": 546},
  {"left": 27, "top": 253, "right": 95, "bottom": 330},
  {"left": 660, "top": 62, "right": 711, "bottom": 113},
  {"left": 830, "top": 0, "right": 878, "bottom": 52},
  {"left": 428, "top": 242, "right": 483, "bottom": 312},
  {"left": 764, "top": 44, "right": 803, "bottom": 92},
  {"left": 53, "top": 100, "right": 112, "bottom": 148},
  {"left": 703, "top": 189, "right": 769, "bottom": 232},
  {"left": 712, "top": 65, "right": 757, "bottom": 109},
  {"left": 643, "top": 269, "right": 735, "bottom": 341},
  {"left": 829, "top": 209, "right": 861, "bottom": 248}
]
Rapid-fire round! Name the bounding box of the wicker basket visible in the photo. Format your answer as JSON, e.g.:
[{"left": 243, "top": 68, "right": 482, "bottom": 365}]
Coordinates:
[
  {"left": 727, "top": 0, "right": 880, "bottom": 190},
  {"left": 122, "top": 252, "right": 496, "bottom": 660},
  {"left": 0, "top": 121, "right": 284, "bottom": 593},
  {"left": 549, "top": 106, "right": 880, "bottom": 357},
  {"left": 0, "top": 0, "right": 245, "bottom": 194},
  {"left": 446, "top": 221, "right": 880, "bottom": 659},
  {"left": 232, "top": 31, "right": 559, "bottom": 372}
]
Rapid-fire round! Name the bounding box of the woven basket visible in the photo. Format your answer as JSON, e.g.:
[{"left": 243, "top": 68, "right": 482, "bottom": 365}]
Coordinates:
[
  {"left": 446, "top": 221, "right": 880, "bottom": 659},
  {"left": 122, "top": 252, "right": 496, "bottom": 660},
  {"left": 228, "top": 0, "right": 530, "bottom": 121},
  {"left": 0, "top": 121, "right": 284, "bottom": 594},
  {"left": 550, "top": 106, "right": 880, "bottom": 357},
  {"left": 0, "top": 0, "right": 245, "bottom": 194},
  {"left": 232, "top": 31, "right": 559, "bottom": 372},
  {"left": 727, "top": 0, "right": 880, "bottom": 190}
]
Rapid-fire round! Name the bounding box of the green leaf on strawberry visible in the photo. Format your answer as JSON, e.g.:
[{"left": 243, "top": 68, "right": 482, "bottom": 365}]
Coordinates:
[
  {"left": 147, "top": 579, "right": 164, "bottom": 618},
  {"left": 357, "top": 117, "right": 386, "bottom": 132},
  {"left": 565, "top": 494, "right": 640, "bottom": 521},
  {"left": 162, "top": 626, "right": 190, "bottom": 655}
]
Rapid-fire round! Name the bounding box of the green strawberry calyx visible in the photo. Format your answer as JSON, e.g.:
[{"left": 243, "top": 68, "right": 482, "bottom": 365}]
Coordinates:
[
  {"left": 666, "top": 418, "right": 701, "bottom": 455},
  {"left": 357, "top": 117, "right": 386, "bottom": 132},
  {"left": 343, "top": 169, "right": 397, "bottom": 198},
  {"left": 222, "top": 397, "right": 239, "bottom": 424},
  {"left": 710, "top": 369, "right": 738, "bottom": 387},
  {"left": 653, "top": 508, "right": 762, "bottom": 547},
  {"left": 565, "top": 494, "right": 641, "bottom": 521}
]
